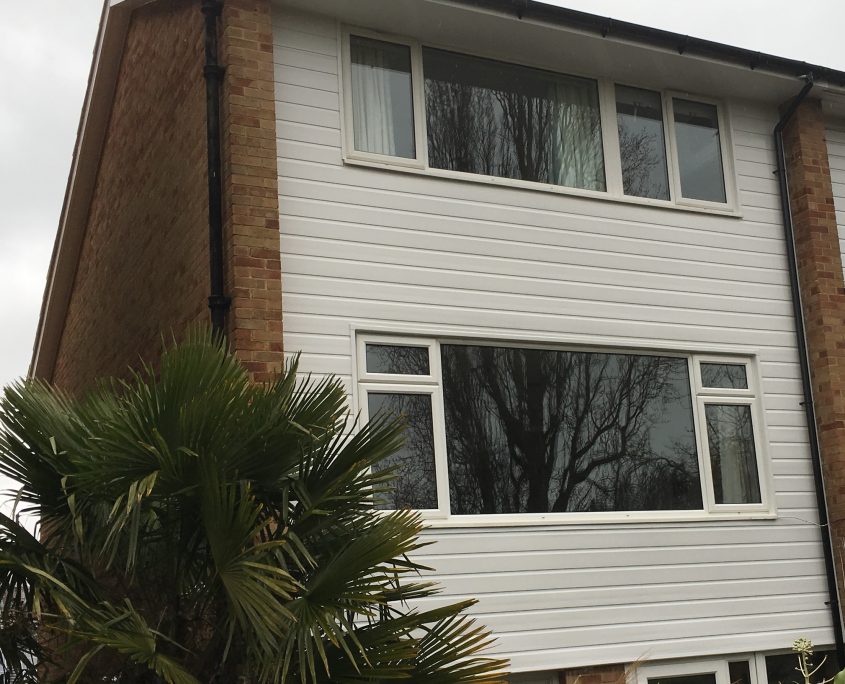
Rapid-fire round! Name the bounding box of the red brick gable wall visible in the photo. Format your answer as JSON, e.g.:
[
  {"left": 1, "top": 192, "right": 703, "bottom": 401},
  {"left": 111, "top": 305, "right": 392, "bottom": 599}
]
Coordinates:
[
  {"left": 52, "top": 0, "right": 209, "bottom": 394},
  {"left": 50, "top": 0, "right": 283, "bottom": 393}
]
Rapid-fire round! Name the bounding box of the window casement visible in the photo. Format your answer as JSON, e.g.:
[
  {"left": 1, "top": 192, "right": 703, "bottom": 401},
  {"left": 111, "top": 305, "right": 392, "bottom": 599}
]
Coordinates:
[
  {"left": 340, "top": 29, "right": 738, "bottom": 213},
  {"left": 633, "top": 650, "right": 838, "bottom": 684},
  {"left": 356, "top": 335, "right": 773, "bottom": 525},
  {"left": 635, "top": 657, "right": 757, "bottom": 684}
]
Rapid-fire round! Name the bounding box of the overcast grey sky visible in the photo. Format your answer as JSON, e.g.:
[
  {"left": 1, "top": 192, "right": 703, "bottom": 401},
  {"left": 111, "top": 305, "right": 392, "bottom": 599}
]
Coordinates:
[{"left": 0, "top": 0, "right": 844, "bottom": 392}]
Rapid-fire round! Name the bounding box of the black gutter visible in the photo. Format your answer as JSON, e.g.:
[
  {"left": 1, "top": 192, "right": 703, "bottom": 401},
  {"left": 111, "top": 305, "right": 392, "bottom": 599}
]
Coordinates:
[
  {"left": 452, "top": 0, "right": 845, "bottom": 87},
  {"left": 774, "top": 76, "right": 845, "bottom": 665},
  {"left": 202, "top": 0, "right": 230, "bottom": 336}
]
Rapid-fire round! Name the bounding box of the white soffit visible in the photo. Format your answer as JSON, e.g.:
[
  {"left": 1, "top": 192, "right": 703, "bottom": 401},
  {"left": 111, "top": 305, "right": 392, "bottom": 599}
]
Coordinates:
[{"left": 278, "top": 0, "right": 845, "bottom": 109}]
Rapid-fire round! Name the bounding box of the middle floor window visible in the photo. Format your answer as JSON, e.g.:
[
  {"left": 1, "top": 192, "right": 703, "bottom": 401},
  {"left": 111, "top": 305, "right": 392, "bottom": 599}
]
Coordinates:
[
  {"left": 423, "top": 48, "right": 606, "bottom": 192},
  {"left": 357, "top": 336, "right": 771, "bottom": 521},
  {"left": 344, "top": 31, "right": 735, "bottom": 210}
]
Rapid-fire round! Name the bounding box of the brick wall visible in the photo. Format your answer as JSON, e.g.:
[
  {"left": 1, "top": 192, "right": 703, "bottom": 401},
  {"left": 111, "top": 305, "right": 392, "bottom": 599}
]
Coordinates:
[
  {"left": 50, "top": 0, "right": 283, "bottom": 392},
  {"left": 52, "top": 0, "right": 209, "bottom": 394},
  {"left": 782, "top": 98, "right": 845, "bottom": 617},
  {"left": 219, "top": 0, "right": 283, "bottom": 382}
]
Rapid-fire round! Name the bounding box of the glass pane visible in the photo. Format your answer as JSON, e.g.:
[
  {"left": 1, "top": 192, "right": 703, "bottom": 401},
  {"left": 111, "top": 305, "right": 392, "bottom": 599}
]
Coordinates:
[
  {"left": 649, "top": 676, "right": 716, "bottom": 684},
  {"left": 368, "top": 393, "right": 437, "bottom": 510},
  {"left": 350, "top": 36, "right": 415, "bottom": 158},
  {"left": 423, "top": 48, "right": 606, "bottom": 191},
  {"left": 615, "top": 85, "right": 670, "bottom": 200},
  {"left": 366, "top": 344, "right": 430, "bottom": 375},
  {"left": 701, "top": 363, "right": 748, "bottom": 389},
  {"left": 673, "top": 98, "right": 726, "bottom": 203},
  {"left": 728, "top": 661, "right": 752, "bottom": 684},
  {"left": 441, "top": 345, "right": 702, "bottom": 514},
  {"left": 765, "top": 651, "right": 837, "bottom": 684},
  {"left": 706, "top": 404, "right": 761, "bottom": 504}
]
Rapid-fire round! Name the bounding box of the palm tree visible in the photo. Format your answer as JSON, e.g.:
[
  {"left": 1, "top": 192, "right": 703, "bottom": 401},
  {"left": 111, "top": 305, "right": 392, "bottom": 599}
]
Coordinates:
[{"left": 0, "top": 329, "right": 507, "bottom": 683}]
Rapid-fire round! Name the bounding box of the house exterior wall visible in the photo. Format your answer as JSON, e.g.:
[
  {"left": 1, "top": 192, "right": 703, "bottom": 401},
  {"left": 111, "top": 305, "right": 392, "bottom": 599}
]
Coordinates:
[
  {"left": 52, "top": 0, "right": 210, "bottom": 394},
  {"left": 271, "top": 5, "right": 835, "bottom": 673}
]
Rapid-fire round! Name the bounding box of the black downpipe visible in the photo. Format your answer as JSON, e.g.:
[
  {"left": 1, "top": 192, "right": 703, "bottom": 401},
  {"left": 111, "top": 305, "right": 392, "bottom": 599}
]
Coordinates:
[
  {"left": 774, "top": 76, "right": 845, "bottom": 664},
  {"left": 202, "top": 0, "right": 230, "bottom": 336}
]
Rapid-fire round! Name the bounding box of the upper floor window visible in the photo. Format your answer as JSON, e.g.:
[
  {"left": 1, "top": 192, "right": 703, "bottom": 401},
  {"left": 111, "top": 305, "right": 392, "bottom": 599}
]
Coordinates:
[
  {"left": 349, "top": 36, "right": 416, "bottom": 158},
  {"left": 357, "top": 335, "right": 771, "bottom": 523},
  {"left": 423, "top": 48, "right": 606, "bottom": 191},
  {"left": 342, "top": 31, "right": 736, "bottom": 211}
]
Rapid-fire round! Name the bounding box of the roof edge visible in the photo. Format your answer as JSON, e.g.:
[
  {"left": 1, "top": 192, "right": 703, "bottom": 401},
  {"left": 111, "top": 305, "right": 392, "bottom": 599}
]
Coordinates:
[{"left": 452, "top": 0, "right": 845, "bottom": 88}]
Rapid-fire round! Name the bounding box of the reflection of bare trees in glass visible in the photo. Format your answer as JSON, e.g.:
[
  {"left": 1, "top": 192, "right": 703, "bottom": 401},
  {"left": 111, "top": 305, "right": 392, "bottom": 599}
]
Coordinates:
[
  {"left": 365, "top": 344, "right": 429, "bottom": 375},
  {"left": 424, "top": 48, "right": 605, "bottom": 191},
  {"left": 619, "top": 126, "right": 666, "bottom": 199},
  {"left": 615, "top": 85, "right": 670, "bottom": 200},
  {"left": 700, "top": 363, "right": 747, "bottom": 390},
  {"left": 441, "top": 346, "right": 702, "bottom": 514},
  {"left": 368, "top": 393, "right": 438, "bottom": 510}
]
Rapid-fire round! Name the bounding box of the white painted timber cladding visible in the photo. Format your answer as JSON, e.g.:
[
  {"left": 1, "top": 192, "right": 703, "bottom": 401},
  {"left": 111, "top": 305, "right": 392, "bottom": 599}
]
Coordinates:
[
  {"left": 272, "top": 7, "right": 834, "bottom": 672},
  {"left": 826, "top": 125, "right": 845, "bottom": 282}
]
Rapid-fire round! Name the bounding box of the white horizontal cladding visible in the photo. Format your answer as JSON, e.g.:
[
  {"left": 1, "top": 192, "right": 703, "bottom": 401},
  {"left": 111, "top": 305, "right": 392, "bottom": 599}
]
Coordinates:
[
  {"left": 272, "top": 4, "right": 832, "bottom": 670},
  {"left": 826, "top": 124, "right": 845, "bottom": 282}
]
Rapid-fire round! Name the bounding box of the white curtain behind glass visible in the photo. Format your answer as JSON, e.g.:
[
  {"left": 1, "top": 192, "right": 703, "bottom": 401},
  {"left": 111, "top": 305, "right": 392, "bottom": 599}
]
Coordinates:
[
  {"left": 707, "top": 404, "right": 760, "bottom": 504},
  {"left": 350, "top": 37, "right": 415, "bottom": 158},
  {"left": 550, "top": 80, "right": 605, "bottom": 191}
]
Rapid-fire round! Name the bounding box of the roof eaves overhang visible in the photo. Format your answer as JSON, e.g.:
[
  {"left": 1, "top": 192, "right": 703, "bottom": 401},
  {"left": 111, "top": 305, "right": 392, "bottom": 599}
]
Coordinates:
[{"left": 454, "top": 0, "right": 845, "bottom": 90}]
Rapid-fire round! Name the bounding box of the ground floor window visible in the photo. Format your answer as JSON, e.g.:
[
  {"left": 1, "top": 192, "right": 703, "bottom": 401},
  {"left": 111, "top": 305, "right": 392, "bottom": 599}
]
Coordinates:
[
  {"left": 356, "top": 334, "right": 772, "bottom": 522},
  {"left": 636, "top": 649, "right": 837, "bottom": 684}
]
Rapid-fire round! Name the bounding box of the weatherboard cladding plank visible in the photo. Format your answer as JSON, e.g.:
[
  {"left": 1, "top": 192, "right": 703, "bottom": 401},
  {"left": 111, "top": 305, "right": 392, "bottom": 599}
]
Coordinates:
[
  {"left": 272, "top": 8, "right": 831, "bottom": 666},
  {"left": 510, "top": 627, "right": 832, "bottom": 673},
  {"left": 276, "top": 185, "right": 787, "bottom": 245},
  {"left": 412, "top": 576, "right": 829, "bottom": 613}
]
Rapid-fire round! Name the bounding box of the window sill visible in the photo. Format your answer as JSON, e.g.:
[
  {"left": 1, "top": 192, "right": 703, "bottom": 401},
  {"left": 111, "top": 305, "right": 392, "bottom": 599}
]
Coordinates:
[
  {"left": 343, "top": 155, "right": 744, "bottom": 219},
  {"left": 418, "top": 510, "right": 777, "bottom": 529}
]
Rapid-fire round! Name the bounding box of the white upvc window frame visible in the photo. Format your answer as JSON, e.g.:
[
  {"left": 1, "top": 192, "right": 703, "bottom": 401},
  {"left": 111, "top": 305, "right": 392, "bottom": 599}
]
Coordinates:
[
  {"left": 338, "top": 28, "right": 740, "bottom": 216},
  {"left": 664, "top": 90, "right": 738, "bottom": 210},
  {"left": 634, "top": 656, "right": 761, "bottom": 684},
  {"left": 692, "top": 355, "right": 772, "bottom": 514},
  {"left": 356, "top": 336, "right": 450, "bottom": 518},
  {"left": 355, "top": 333, "right": 774, "bottom": 526},
  {"left": 634, "top": 658, "right": 730, "bottom": 684},
  {"left": 340, "top": 27, "right": 427, "bottom": 170}
]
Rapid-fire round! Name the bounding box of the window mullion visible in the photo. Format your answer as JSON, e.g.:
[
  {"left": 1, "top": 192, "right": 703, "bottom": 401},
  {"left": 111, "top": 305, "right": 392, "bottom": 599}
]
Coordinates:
[
  {"left": 431, "top": 341, "right": 451, "bottom": 518},
  {"left": 411, "top": 40, "right": 428, "bottom": 168},
  {"left": 599, "top": 79, "right": 623, "bottom": 196},
  {"left": 692, "top": 364, "right": 717, "bottom": 513},
  {"left": 664, "top": 94, "right": 682, "bottom": 204}
]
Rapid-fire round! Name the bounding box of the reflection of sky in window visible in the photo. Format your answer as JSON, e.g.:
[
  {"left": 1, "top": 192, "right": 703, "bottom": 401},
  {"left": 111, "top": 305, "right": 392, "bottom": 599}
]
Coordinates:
[{"left": 674, "top": 99, "right": 726, "bottom": 202}]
